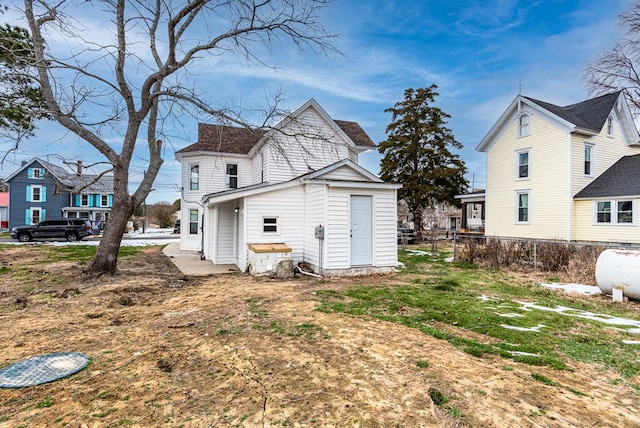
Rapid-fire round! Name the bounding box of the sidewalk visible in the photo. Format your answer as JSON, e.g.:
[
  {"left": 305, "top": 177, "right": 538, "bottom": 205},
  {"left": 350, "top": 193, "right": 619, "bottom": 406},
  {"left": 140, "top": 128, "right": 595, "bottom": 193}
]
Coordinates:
[{"left": 162, "top": 242, "right": 239, "bottom": 276}]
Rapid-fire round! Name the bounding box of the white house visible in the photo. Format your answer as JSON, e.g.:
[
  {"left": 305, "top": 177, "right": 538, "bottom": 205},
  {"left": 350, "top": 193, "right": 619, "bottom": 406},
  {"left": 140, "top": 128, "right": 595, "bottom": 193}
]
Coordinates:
[
  {"left": 477, "top": 91, "right": 640, "bottom": 244},
  {"left": 175, "top": 99, "right": 401, "bottom": 275}
]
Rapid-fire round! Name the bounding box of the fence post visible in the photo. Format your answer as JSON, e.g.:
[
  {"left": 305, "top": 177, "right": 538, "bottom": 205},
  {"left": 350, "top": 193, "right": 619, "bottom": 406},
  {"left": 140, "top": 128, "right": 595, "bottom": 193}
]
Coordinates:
[
  {"left": 533, "top": 240, "right": 537, "bottom": 271},
  {"left": 453, "top": 232, "right": 457, "bottom": 261}
]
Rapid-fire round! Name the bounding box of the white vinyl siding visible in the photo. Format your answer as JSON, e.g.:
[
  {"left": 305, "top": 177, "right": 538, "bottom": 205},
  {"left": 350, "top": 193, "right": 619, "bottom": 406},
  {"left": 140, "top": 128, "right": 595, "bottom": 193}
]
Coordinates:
[
  {"left": 303, "top": 184, "right": 327, "bottom": 269},
  {"left": 244, "top": 187, "right": 305, "bottom": 262},
  {"left": 324, "top": 187, "right": 397, "bottom": 272},
  {"left": 261, "top": 109, "right": 350, "bottom": 183},
  {"left": 216, "top": 201, "right": 237, "bottom": 264}
]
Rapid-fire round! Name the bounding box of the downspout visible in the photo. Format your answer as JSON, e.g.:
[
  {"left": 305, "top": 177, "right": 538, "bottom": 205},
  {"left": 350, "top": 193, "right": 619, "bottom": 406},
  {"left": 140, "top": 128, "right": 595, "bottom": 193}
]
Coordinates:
[
  {"left": 181, "top": 187, "right": 206, "bottom": 260},
  {"left": 566, "top": 133, "right": 572, "bottom": 242}
]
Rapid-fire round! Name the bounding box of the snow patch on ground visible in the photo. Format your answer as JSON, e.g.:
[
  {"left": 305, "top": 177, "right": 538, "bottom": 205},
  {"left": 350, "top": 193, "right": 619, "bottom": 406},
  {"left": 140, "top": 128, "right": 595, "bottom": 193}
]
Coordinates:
[{"left": 540, "top": 282, "right": 602, "bottom": 296}]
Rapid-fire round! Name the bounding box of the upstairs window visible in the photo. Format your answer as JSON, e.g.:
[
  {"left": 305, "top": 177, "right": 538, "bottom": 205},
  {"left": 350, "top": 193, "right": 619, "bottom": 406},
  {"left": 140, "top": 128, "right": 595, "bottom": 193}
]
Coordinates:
[
  {"left": 517, "top": 150, "right": 529, "bottom": 179},
  {"left": 101, "top": 195, "right": 109, "bottom": 206},
  {"left": 606, "top": 115, "right": 614, "bottom": 136},
  {"left": 190, "top": 165, "right": 199, "bottom": 190},
  {"left": 518, "top": 114, "right": 530, "bottom": 137},
  {"left": 226, "top": 164, "right": 238, "bottom": 189},
  {"left": 32, "top": 186, "right": 41, "bottom": 202},
  {"left": 28, "top": 167, "right": 45, "bottom": 179},
  {"left": 584, "top": 144, "right": 593, "bottom": 176},
  {"left": 81, "top": 194, "right": 88, "bottom": 206}
]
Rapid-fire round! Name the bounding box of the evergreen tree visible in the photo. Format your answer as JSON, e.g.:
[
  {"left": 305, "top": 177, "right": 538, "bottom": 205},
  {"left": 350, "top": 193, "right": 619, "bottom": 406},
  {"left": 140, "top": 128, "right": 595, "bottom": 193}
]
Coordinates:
[
  {"left": 0, "top": 21, "right": 49, "bottom": 142},
  {"left": 379, "top": 85, "right": 468, "bottom": 231}
]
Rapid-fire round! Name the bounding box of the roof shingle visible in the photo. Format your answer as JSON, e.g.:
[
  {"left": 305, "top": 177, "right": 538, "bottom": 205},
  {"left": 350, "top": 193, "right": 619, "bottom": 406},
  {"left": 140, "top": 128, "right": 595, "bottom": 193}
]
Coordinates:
[
  {"left": 525, "top": 91, "right": 621, "bottom": 133},
  {"left": 574, "top": 154, "right": 640, "bottom": 198},
  {"left": 177, "top": 116, "right": 376, "bottom": 155}
]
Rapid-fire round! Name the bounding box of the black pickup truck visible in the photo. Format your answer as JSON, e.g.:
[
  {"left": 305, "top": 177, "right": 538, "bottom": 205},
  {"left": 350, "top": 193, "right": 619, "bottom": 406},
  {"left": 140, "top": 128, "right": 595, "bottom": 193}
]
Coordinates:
[{"left": 11, "top": 219, "right": 93, "bottom": 242}]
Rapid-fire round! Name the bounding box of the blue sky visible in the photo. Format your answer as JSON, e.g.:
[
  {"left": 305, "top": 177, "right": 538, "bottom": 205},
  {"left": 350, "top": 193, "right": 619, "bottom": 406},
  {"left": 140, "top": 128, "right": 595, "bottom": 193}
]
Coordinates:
[{"left": 0, "top": 0, "right": 632, "bottom": 203}]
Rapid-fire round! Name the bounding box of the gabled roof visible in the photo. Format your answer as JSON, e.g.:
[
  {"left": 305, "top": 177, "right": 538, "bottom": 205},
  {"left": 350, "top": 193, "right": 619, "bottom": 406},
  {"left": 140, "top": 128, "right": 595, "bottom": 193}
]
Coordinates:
[
  {"left": 5, "top": 157, "right": 113, "bottom": 194},
  {"left": 176, "top": 124, "right": 264, "bottom": 155},
  {"left": 334, "top": 120, "right": 376, "bottom": 148},
  {"left": 524, "top": 91, "right": 621, "bottom": 134},
  {"left": 202, "top": 158, "right": 399, "bottom": 205},
  {"left": 477, "top": 91, "right": 639, "bottom": 152},
  {"left": 176, "top": 99, "right": 375, "bottom": 157},
  {"left": 574, "top": 154, "right": 640, "bottom": 199}
]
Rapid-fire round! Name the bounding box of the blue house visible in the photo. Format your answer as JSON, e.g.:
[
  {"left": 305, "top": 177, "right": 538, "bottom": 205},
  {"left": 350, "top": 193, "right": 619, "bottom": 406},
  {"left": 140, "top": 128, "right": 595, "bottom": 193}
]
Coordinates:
[{"left": 5, "top": 158, "right": 114, "bottom": 230}]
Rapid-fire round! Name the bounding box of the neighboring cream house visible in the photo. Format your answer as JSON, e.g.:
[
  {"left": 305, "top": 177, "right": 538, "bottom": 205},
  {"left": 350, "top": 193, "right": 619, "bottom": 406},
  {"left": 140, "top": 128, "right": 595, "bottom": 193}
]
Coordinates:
[
  {"left": 477, "top": 91, "right": 640, "bottom": 243},
  {"left": 175, "top": 99, "right": 401, "bottom": 275}
]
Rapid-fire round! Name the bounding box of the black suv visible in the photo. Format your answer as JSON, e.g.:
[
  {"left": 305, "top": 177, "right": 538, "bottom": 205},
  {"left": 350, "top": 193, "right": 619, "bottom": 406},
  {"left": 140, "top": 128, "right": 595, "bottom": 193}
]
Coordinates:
[{"left": 11, "top": 219, "right": 92, "bottom": 242}]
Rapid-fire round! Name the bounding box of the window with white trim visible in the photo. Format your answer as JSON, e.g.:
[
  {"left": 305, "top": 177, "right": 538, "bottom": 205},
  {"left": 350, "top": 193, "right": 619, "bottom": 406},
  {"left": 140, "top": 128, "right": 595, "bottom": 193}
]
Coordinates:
[
  {"left": 32, "top": 168, "right": 43, "bottom": 179},
  {"left": 517, "top": 150, "right": 529, "bottom": 179},
  {"left": 518, "top": 114, "right": 530, "bottom": 137},
  {"left": 189, "top": 209, "right": 199, "bottom": 234},
  {"left": 516, "top": 191, "right": 529, "bottom": 223},
  {"left": 595, "top": 199, "right": 634, "bottom": 224},
  {"left": 606, "top": 115, "right": 614, "bottom": 136},
  {"left": 81, "top": 194, "right": 88, "bottom": 206},
  {"left": 31, "top": 185, "right": 42, "bottom": 202},
  {"left": 226, "top": 164, "right": 238, "bottom": 189},
  {"left": 101, "top": 195, "right": 108, "bottom": 206},
  {"left": 596, "top": 201, "right": 611, "bottom": 223},
  {"left": 618, "top": 200, "right": 633, "bottom": 223},
  {"left": 584, "top": 144, "right": 593, "bottom": 176},
  {"left": 263, "top": 217, "right": 278, "bottom": 233},
  {"left": 30, "top": 208, "right": 41, "bottom": 224},
  {"left": 190, "top": 165, "right": 199, "bottom": 191}
]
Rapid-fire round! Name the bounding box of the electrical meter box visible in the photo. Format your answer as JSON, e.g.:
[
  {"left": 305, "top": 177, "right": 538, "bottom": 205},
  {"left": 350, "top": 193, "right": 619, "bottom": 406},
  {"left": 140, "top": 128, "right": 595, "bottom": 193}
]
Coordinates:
[{"left": 314, "top": 225, "right": 324, "bottom": 240}]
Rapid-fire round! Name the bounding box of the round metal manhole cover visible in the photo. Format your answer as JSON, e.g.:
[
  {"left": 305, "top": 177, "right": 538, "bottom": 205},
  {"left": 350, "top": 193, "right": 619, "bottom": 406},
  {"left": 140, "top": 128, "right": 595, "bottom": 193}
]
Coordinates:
[{"left": 0, "top": 352, "right": 90, "bottom": 388}]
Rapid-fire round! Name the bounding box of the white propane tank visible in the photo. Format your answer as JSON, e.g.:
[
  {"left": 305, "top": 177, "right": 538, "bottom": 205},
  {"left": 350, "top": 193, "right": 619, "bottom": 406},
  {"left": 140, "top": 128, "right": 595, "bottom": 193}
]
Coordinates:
[{"left": 595, "top": 249, "right": 640, "bottom": 300}]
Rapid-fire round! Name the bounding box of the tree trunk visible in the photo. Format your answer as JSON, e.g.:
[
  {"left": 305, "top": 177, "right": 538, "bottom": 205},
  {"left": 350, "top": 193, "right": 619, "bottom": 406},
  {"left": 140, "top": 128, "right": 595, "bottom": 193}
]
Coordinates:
[
  {"left": 84, "top": 162, "right": 139, "bottom": 276},
  {"left": 84, "top": 196, "right": 133, "bottom": 276}
]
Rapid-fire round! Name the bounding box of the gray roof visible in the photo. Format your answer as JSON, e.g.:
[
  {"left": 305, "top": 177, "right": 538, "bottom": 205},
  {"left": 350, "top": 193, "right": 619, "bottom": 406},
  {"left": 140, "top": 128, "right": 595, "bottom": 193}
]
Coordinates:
[
  {"left": 574, "top": 154, "right": 640, "bottom": 199},
  {"left": 8, "top": 158, "right": 113, "bottom": 194},
  {"left": 525, "top": 91, "right": 621, "bottom": 133}
]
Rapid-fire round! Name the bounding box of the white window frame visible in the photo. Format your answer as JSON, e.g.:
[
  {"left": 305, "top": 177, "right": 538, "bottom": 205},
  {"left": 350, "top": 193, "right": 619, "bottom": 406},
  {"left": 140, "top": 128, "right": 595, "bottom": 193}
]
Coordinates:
[
  {"left": 190, "top": 164, "right": 199, "bottom": 191},
  {"left": 594, "top": 199, "right": 635, "bottom": 225},
  {"left": 515, "top": 190, "right": 530, "bottom": 224},
  {"left": 606, "top": 115, "right": 614, "bottom": 137},
  {"left": 81, "top": 194, "right": 88, "bottom": 206},
  {"left": 31, "top": 185, "right": 42, "bottom": 202},
  {"left": 189, "top": 209, "right": 199, "bottom": 234},
  {"left": 30, "top": 207, "right": 41, "bottom": 224},
  {"left": 516, "top": 149, "right": 530, "bottom": 180},
  {"left": 226, "top": 163, "right": 238, "bottom": 189},
  {"left": 584, "top": 144, "right": 594, "bottom": 177},
  {"left": 517, "top": 113, "right": 530, "bottom": 137},
  {"left": 262, "top": 216, "right": 279, "bottom": 234},
  {"left": 33, "top": 168, "right": 44, "bottom": 179},
  {"left": 101, "top": 194, "right": 109, "bottom": 206}
]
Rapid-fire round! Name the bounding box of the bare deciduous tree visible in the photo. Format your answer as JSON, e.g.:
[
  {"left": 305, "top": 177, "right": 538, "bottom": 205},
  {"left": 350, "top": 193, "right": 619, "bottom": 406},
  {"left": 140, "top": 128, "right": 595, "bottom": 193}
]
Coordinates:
[
  {"left": 584, "top": 1, "right": 640, "bottom": 114},
  {"left": 21, "top": 0, "right": 335, "bottom": 275}
]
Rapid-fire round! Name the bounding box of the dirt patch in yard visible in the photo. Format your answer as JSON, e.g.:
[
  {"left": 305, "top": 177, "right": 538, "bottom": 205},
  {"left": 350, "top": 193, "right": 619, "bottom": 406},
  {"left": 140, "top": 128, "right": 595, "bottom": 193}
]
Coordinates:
[{"left": 0, "top": 245, "right": 639, "bottom": 427}]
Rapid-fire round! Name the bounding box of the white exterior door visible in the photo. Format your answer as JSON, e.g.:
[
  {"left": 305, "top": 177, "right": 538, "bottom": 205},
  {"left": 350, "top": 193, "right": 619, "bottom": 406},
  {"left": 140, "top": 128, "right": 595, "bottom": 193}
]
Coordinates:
[{"left": 350, "top": 195, "right": 372, "bottom": 266}]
